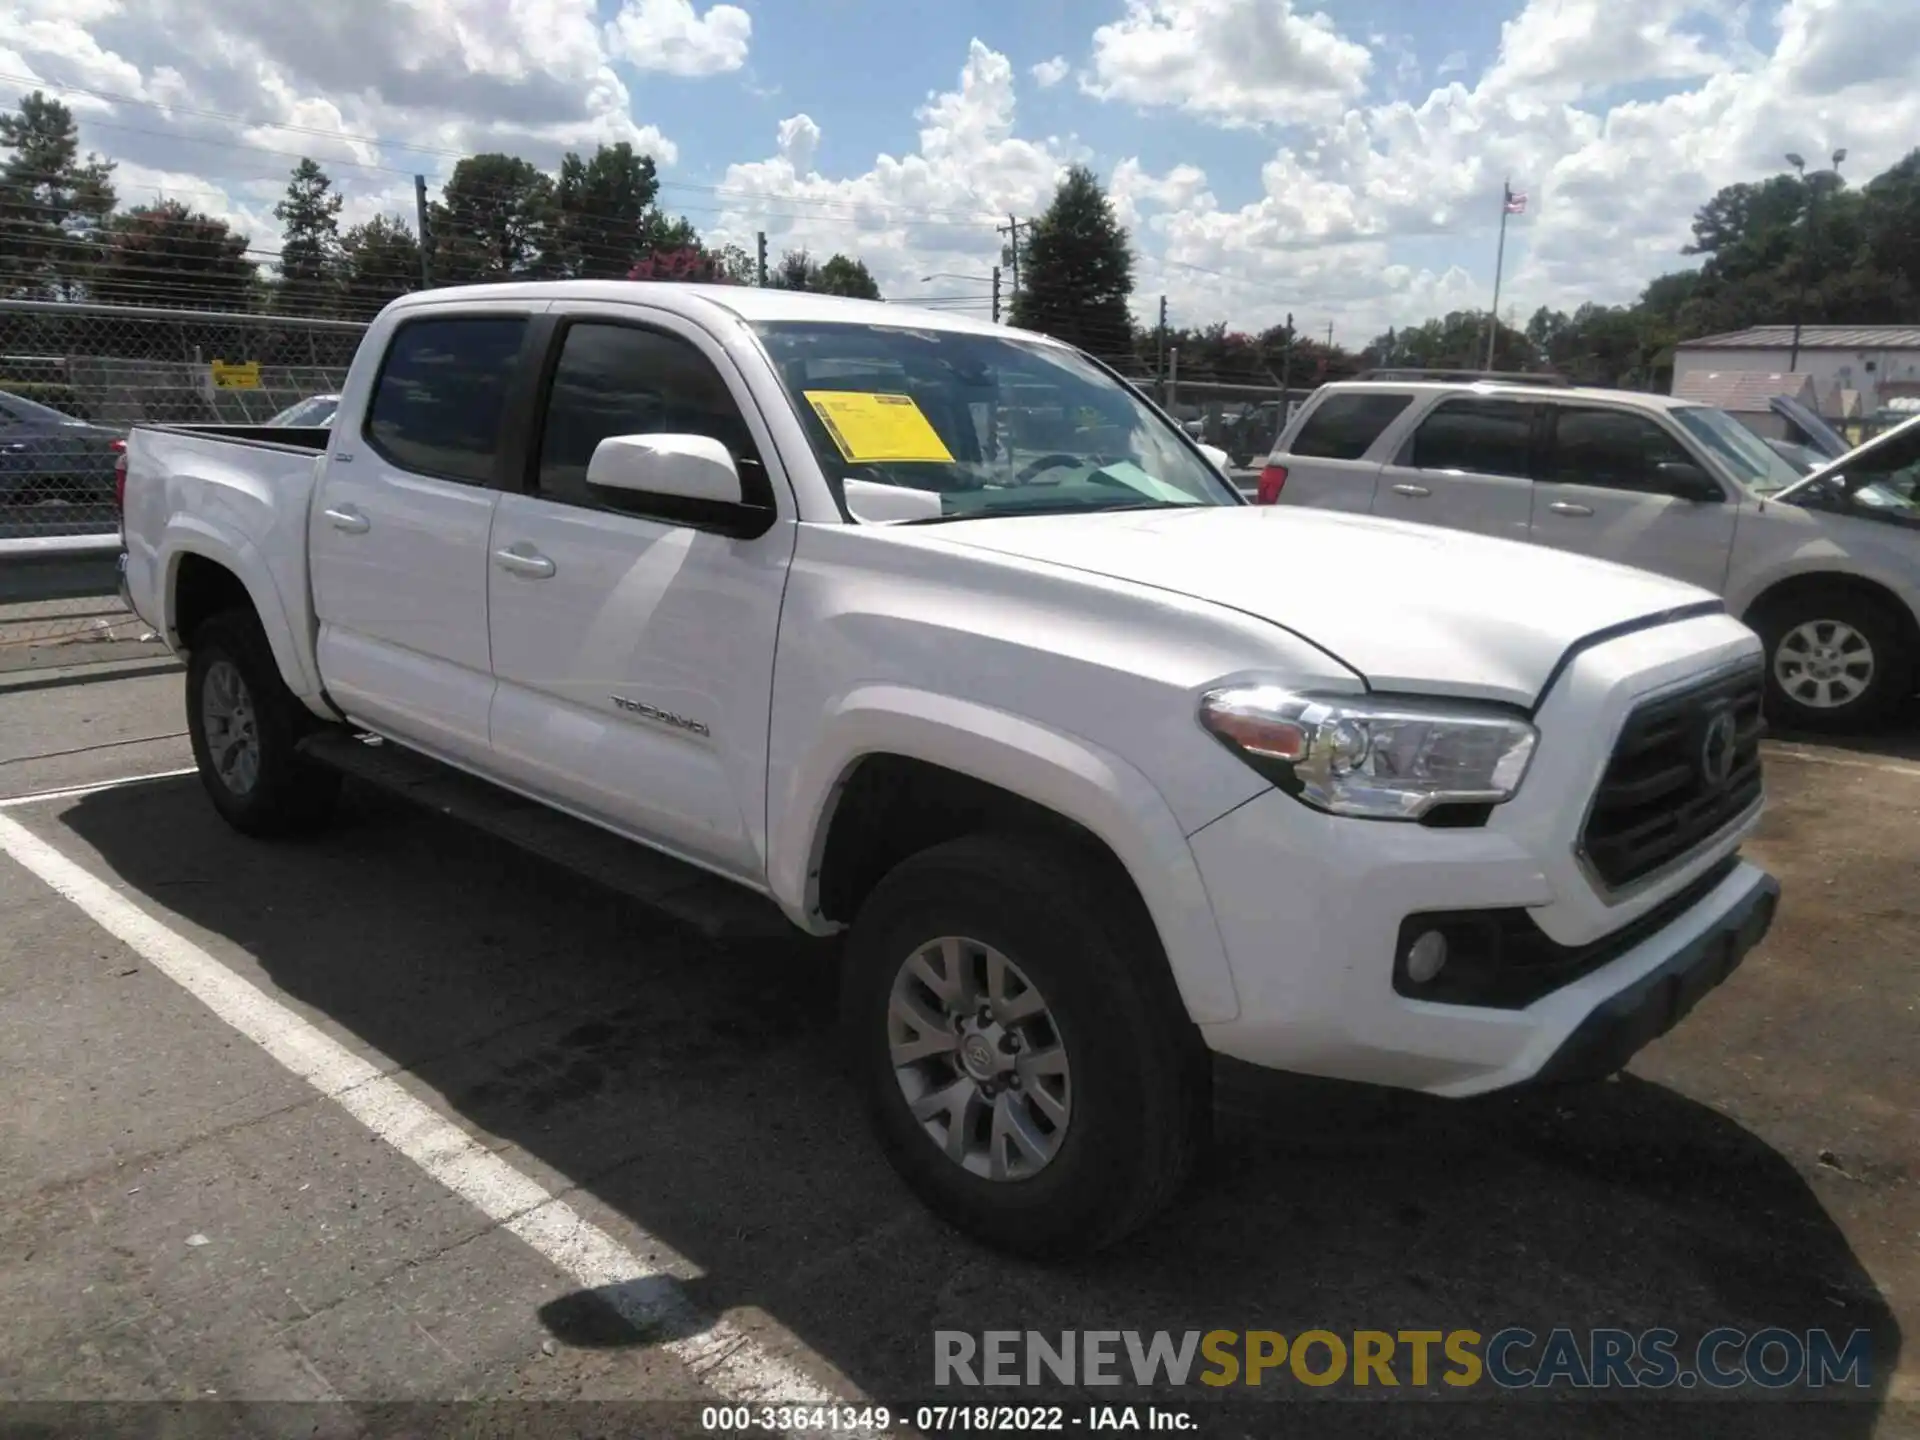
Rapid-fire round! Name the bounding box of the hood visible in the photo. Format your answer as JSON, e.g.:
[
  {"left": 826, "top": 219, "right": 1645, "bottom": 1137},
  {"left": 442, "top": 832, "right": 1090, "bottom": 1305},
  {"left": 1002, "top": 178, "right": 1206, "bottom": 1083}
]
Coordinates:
[
  {"left": 1770, "top": 394, "right": 1850, "bottom": 458},
  {"left": 1776, "top": 410, "right": 1920, "bottom": 503},
  {"left": 926, "top": 506, "right": 1717, "bottom": 707}
]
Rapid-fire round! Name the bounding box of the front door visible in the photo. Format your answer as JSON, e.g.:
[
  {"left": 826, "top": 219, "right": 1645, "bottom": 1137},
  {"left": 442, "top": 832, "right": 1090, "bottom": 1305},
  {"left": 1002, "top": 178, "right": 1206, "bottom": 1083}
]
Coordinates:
[
  {"left": 1528, "top": 403, "right": 1738, "bottom": 594},
  {"left": 1372, "top": 396, "right": 1538, "bottom": 544},
  {"left": 485, "top": 310, "right": 796, "bottom": 882},
  {"left": 309, "top": 308, "right": 533, "bottom": 761}
]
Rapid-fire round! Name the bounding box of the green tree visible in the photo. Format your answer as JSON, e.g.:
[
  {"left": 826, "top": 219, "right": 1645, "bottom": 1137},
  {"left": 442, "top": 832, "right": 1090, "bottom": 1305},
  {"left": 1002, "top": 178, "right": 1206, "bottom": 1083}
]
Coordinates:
[
  {"left": 1366, "top": 310, "right": 1533, "bottom": 371},
  {"left": 429, "top": 154, "right": 554, "bottom": 283},
  {"left": 816, "top": 253, "right": 881, "bottom": 299},
  {"left": 772, "top": 247, "right": 815, "bottom": 290},
  {"left": 1009, "top": 165, "right": 1133, "bottom": 355},
  {"left": 273, "top": 157, "right": 343, "bottom": 315},
  {"left": 546, "top": 142, "right": 663, "bottom": 278},
  {"left": 0, "top": 90, "right": 117, "bottom": 298},
  {"left": 339, "top": 215, "right": 422, "bottom": 317},
  {"left": 1861, "top": 150, "right": 1920, "bottom": 297},
  {"left": 93, "top": 200, "right": 254, "bottom": 311}
]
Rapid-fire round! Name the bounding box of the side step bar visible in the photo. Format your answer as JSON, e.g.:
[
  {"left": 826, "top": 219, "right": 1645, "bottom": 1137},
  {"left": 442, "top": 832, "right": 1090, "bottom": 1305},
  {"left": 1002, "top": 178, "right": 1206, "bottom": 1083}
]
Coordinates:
[{"left": 296, "top": 730, "right": 795, "bottom": 942}]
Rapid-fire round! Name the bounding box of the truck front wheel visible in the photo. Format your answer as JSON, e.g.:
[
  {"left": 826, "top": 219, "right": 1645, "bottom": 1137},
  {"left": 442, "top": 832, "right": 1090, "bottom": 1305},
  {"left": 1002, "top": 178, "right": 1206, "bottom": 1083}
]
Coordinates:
[
  {"left": 185, "top": 610, "right": 339, "bottom": 837},
  {"left": 842, "top": 834, "right": 1209, "bottom": 1257}
]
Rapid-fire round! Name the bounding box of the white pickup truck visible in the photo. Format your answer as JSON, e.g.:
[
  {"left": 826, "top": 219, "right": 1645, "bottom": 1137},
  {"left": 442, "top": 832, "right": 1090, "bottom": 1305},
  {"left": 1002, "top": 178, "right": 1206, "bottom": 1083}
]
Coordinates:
[{"left": 120, "top": 282, "right": 1779, "bottom": 1256}]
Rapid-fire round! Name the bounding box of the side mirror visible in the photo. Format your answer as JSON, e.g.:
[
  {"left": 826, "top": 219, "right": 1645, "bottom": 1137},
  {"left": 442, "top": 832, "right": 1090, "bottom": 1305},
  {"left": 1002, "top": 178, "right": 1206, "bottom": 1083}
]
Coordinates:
[
  {"left": 1198, "top": 442, "right": 1232, "bottom": 474},
  {"left": 587, "top": 433, "right": 744, "bottom": 508},
  {"left": 1654, "top": 460, "right": 1723, "bottom": 503}
]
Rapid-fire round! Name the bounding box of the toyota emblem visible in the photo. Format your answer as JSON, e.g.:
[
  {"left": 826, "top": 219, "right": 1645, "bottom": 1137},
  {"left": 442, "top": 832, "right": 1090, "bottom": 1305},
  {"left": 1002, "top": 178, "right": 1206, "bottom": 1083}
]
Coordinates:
[{"left": 1699, "top": 709, "right": 1738, "bottom": 788}]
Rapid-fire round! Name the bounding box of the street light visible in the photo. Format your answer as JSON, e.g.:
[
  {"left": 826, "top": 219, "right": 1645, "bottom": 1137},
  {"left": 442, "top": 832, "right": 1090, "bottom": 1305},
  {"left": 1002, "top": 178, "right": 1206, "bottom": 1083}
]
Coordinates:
[
  {"left": 1786, "top": 147, "right": 1844, "bottom": 372},
  {"left": 921, "top": 270, "right": 1003, "bottom": 322}
]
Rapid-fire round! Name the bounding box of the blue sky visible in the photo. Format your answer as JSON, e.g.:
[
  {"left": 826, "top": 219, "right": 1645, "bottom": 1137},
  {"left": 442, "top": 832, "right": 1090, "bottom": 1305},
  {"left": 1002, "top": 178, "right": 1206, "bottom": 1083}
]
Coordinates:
[{"left": 7, "top": 0, "right": 1917, "bottom": 340}]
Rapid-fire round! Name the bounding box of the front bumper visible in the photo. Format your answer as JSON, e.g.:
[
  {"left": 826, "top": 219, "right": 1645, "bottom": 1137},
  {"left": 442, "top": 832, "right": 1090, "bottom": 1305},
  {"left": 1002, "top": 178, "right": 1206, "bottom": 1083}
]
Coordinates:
[
  {"left": 1530, "top": 870, "right": 1777, "bottom": 1085},
  {"left": 1187, "top": 784, "right": 1779, "bottom": 1098}
]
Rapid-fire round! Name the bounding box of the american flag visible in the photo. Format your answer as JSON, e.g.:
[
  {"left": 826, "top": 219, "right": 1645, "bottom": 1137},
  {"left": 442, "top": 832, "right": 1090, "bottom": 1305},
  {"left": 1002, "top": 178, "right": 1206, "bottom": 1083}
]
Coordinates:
[{"left": 1504, "top": 187, "right": 1528, "bottom": 215}]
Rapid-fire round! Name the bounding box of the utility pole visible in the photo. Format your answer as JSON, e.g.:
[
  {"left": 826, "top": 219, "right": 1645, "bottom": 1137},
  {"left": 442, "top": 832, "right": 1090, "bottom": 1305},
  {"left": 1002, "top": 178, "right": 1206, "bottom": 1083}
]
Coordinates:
[
  {"left": 756, "top": 231, "right": 768, "bottom": 288},
  {"left": 991, "top": 266, "right": 1002, "bottom": 324},
  {"left": 413, "top": 174, "right": 432, "bottom": 288},
  {"left": 1156, "top": 295, "right": 1168, "bottom": 403},
  {"left": 1279, "top": 311, "right": 1294, "bottom": 406},
  {"left": 1325, "top": 320, "right": 1334, "bottom": 350},
  {"left": 998, "top": 214, "right": 1030, "bottom": 299},
  {"left": 1787, "top": 148, "right": 1846, "bottom": 372},
  {"left": 1167, "top": 345, "right": 1179, "bottom": 412}
]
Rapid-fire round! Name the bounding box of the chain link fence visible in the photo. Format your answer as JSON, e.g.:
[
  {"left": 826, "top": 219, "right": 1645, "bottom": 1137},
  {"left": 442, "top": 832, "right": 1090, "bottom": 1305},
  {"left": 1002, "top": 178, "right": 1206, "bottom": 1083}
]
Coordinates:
[{"left": 0, "top": 299, "right": 362, "bottom": 543}]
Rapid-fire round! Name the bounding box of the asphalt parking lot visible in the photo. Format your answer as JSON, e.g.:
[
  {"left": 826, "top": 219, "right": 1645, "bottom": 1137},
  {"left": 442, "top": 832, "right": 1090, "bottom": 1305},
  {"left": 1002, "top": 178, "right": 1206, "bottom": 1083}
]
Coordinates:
[{"left": 1, "top": 600, "right": 1916, "bottom": 1439}]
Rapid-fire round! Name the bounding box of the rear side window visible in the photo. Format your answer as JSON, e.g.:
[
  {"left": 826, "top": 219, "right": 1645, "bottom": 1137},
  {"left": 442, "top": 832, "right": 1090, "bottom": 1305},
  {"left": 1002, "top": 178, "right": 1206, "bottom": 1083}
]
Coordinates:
[
  {"left": 1288, "top": 391, "right": 1414, "bottom": 460},
  {"left": 1544, "top": 407, "right": 1692, "bottom": 493},
  {"left": 1410, "top": 398, "right": 1535, "bottom": 479},
  {"left": 364, "top": 316, "right": 528, "bottom": 484}
]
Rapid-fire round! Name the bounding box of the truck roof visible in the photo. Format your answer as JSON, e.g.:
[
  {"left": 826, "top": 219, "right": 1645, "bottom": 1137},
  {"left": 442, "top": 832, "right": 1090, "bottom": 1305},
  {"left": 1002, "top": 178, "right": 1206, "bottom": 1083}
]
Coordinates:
[{"left": 387, "top": 279, "right": 1029, "bottom": 342}]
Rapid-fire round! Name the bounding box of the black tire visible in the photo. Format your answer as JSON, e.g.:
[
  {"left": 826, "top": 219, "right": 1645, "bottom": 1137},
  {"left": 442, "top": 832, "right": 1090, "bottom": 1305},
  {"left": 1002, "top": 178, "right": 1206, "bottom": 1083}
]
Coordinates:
[
  {"left": 842, "top": 833, "right": 1210, "bottom": 1258},
  {"left": 1752, "top": 588, "right": 1912, "bottom": 733},
  {"left": 185, "top": 609, "right": 340, "bottom": 836}
]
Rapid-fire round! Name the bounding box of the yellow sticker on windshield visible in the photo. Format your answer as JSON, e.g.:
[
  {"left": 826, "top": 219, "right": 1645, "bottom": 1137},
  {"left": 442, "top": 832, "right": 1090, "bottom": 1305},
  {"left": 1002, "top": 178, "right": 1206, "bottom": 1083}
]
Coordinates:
[{"left": 803, "top": 390, "right": 955, "bottom": 464}]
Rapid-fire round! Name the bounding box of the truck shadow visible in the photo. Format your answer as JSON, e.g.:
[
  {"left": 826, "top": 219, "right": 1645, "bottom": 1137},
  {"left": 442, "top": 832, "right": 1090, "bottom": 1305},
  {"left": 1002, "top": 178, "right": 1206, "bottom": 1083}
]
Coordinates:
[{"left": 58, "top": 778, "right": 1901, "bottom": 1437}]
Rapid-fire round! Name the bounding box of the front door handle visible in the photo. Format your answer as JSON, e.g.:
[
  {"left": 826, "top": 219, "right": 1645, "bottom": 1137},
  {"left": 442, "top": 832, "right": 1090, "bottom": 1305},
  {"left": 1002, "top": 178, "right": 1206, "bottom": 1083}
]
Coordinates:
[
  {"left": 1390, "top": 483, "right": 1431, "bottom": 498},
  {"left": 493, "top": 546, "right": 556, "bottom": 579},
  {"left": 322, "top": 505, "right": 369, "bottom": 534},
  {"left": 1548, "top": 501, "right": 1594, "bottom": 517}
]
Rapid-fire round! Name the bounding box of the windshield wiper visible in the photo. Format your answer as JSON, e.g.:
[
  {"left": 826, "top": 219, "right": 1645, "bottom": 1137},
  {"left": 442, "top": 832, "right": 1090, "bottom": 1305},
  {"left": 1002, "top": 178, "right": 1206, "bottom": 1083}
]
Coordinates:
[{"left": 899, "top": 500, "right": 1203, "bottom": 525}]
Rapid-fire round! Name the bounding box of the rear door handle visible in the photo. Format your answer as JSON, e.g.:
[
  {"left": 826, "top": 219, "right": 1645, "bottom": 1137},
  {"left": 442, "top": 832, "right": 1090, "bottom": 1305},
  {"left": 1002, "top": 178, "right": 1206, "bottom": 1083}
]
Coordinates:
[
  {"left": 1548, "top": 501, "right": 1594, "bottom": 517},
  {"left": 1390, "top": 483, "right": 1430, "bottom": 497},
  {"left": 493, "top": 546, "right": 556, "bottom": 579},
  {"left": 322, "top": 505, "right": 369, "bottom": 534}
]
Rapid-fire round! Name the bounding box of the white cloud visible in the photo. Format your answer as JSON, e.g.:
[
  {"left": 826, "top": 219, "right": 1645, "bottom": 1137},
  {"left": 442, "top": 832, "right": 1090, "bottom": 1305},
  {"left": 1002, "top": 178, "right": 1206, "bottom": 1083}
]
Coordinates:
[
  {"left": 705, "top": 40, "right": 1071, "bottom": 311},
  {"left": 1030, "top": 56, "right": 1071, "bottom": 89},
  {"left": 1082, "top": 0, "right": 1373, "bottom": 127},
  {"left": 605, "top": 0, "right": 752, "bottom": 78}
]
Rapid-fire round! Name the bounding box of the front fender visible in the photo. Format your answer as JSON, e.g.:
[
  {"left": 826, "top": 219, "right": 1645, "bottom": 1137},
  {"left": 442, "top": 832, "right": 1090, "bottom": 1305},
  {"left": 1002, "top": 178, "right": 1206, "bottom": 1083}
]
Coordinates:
[
  {"left": 769, "top": 685, "right": 1241, "bottom": 1024},
  {"left": 161, "top": 517, "right": 324, "bottom": 707}
]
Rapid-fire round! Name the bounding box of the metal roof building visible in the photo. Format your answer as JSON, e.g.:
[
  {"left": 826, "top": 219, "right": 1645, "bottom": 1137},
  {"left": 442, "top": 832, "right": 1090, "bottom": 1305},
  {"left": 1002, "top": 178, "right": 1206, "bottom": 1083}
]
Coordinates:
[{"left": 1672, "top": 324, "right": 1920, "bottom": 428}]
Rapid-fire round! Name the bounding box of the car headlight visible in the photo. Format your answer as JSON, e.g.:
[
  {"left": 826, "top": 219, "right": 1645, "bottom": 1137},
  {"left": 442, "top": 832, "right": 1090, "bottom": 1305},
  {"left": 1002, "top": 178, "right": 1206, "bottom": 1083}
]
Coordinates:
[{"left": 1198, "top": 687, "right": 1538, "bottom": 820}]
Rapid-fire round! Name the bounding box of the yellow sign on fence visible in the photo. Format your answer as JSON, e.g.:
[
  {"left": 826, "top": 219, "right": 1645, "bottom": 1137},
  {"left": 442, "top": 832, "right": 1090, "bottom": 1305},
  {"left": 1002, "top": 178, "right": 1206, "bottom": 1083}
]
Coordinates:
[{"left": 210, "top": 360, "right": 261, "bottom": 390}]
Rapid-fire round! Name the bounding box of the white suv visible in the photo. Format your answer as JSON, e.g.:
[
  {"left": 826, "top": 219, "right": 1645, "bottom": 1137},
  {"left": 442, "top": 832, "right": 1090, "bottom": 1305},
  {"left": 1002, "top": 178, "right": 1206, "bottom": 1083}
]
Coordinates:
[{"left": 1260, "top": 378, "right": 1920, "bottom": 731}]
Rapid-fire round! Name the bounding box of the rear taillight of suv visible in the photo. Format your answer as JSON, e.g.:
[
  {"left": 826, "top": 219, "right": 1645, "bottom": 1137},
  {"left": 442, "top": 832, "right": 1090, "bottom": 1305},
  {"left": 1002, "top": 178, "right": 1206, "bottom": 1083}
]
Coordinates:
[{"left": 1254, "top": 464, "right": 1287, "bottom": 505}]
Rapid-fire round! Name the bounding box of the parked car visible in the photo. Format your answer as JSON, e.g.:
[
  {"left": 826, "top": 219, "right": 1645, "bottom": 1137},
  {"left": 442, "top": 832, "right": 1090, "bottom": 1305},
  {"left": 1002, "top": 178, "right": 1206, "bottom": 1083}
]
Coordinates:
[
  {"left": 1765, "top": 437, "right": 1827, "bottom": 474},
  {"left": 266, "top": 393, "right": 340, "bottom": 427},
  {"left": 0, "top": 388, "right": 125, "bottom": 506},
  {"left": 1261, "top": 379, "right": 1920, "bottom": 730},
  {"left": 122, "top": 283, "right": 1778, "bottom": 1255}
]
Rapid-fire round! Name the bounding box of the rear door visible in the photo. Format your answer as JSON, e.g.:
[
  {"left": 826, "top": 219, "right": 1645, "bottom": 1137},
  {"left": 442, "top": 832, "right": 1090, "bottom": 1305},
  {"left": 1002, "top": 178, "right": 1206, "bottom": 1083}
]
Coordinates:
[
  {"left": 309, "top": 306, "right": 535, "bottom": 763},
  {"left": 1529, "top": 403, "right": 1738, "bottom": 593},
  {"left": 1373, "top": 396, "right": 1538, "bottom": 543},
  {"left": 1271, "top": 389, "right": 1415, "bottom": 512}
]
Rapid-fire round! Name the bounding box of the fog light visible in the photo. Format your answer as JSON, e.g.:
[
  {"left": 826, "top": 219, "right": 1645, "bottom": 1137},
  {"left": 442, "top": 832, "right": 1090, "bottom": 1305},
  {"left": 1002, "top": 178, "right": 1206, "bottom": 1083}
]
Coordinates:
[{"left": 1405, "top": 929, "right": 1449, "bottom": 985}]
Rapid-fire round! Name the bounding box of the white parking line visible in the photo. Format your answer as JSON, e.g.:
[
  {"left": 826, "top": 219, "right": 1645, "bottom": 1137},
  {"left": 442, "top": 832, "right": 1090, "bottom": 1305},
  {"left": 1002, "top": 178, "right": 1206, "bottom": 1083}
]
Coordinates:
[
  {"left": 0, "top": 767, "right": 199, "bottom": 809},
  {"left": 0, "top": 810, "right": 874, "bottom": 1430}
]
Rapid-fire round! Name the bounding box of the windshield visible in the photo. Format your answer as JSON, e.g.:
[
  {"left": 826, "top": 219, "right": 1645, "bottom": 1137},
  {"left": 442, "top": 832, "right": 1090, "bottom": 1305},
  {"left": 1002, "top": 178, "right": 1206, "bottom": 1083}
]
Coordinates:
[
  {"left": 268, "top": 395, "right": 339, "bottom": 427},
  {"left": 753, "top": 321, "right": 1238, "bottom": 522},
  {"left": 1670, "top": 405, "right": 1803, "bottom": 494}
]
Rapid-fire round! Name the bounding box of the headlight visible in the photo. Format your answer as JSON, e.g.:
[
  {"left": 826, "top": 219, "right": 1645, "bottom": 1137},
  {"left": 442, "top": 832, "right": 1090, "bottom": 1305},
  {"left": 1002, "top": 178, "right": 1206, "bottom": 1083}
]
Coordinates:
[{"left": 1198, "top": 687, "right": 1538, "bottom": 820}]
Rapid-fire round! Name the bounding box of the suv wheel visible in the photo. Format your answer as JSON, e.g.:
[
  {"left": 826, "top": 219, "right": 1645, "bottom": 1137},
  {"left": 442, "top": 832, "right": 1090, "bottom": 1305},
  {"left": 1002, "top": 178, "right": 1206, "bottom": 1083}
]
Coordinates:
[
  {"left": 1754, "top": 590, "right": 1910, "bottom": 732},
  {"left": 186, "top": 610, "right": 340, "bottom": 836},
  {"left": 843, "top": 834, "right": 1209, "bottom": 1257}
]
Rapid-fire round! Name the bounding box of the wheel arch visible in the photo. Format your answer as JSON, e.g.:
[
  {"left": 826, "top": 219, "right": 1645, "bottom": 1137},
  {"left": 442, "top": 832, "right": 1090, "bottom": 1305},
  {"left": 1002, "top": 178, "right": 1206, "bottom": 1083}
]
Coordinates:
[
  {"left": 162, "top": 529, "right": 327, "bottom": 713},
  {"left": 1743, "top": 570, "right": 1920, "bottom": 656},
  {"left": 771, "top": 687, "right": 1241, "bottom": 1024}
]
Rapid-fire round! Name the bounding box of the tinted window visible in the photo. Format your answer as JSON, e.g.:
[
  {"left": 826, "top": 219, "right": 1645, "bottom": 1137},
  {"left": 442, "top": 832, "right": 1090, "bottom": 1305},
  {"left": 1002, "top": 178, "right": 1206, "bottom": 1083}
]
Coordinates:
[
  {"left": 1409, "top": 399, "right": 1535, "bottom": 478},
  {"left": 1289, "top": 391, "right": 1414, "bottom": 460},
  {"left": 1546, "top": 408, "right": 1692, "bottom": 493},
  {"left": 364, "top": 317, "right": 527, "bottom": 484},
  {"left": 536, "top": 323, "right": 766, "bottom": 508}
]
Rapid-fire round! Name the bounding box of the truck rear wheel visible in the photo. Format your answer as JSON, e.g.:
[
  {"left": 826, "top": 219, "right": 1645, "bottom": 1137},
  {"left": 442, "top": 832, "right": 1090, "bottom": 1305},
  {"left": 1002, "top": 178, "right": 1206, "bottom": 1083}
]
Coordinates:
[
  {"left": 185, "top": 610, "right": 339, "bottom": 836},
  {"left": 842, "top": 834, "right": 1209, "bottom": 1257}
]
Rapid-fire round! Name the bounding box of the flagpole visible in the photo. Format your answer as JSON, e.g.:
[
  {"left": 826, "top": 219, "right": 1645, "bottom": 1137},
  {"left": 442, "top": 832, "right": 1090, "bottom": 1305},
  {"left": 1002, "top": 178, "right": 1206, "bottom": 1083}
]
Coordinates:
[{"left": 1485, "top": 178, "right": 1511, "bottom": 370}]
